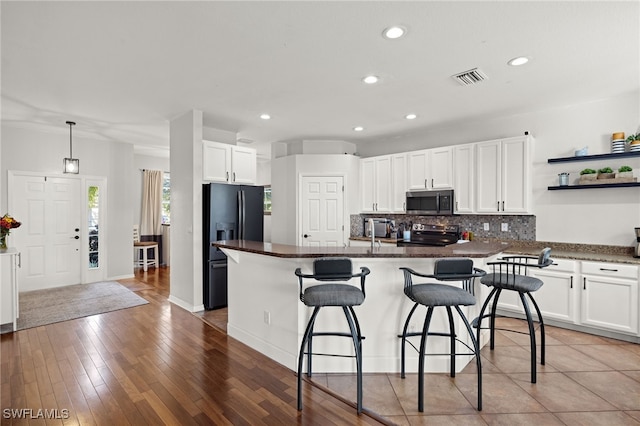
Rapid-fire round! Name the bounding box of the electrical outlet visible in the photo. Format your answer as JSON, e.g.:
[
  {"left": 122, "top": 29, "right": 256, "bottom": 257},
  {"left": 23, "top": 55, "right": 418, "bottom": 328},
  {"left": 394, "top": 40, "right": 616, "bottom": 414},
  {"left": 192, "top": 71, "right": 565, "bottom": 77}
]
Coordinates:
[
  {"left": 263, "top": 310, "right": 271, "bottom": 325},
  {"left": 483, "top": 223, "right": 490, "bottom": 231},
  {"left": 501, "top": 223, "right": 509, "bottom": 232}
]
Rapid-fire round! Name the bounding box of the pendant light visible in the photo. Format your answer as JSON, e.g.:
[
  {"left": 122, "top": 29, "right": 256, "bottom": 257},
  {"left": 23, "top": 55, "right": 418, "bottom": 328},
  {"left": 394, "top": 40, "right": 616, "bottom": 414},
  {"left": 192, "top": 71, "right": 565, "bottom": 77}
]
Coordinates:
[{"left": 63, "top": 121, "right": 79, "bottom": 174}]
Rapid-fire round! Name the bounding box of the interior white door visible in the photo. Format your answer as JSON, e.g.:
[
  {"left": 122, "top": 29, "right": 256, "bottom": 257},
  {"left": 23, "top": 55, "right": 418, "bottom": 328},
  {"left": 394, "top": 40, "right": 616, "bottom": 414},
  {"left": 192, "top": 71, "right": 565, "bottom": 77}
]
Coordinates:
[
  {"left": 11, "top": 175, "right": 82, "bottom": 291},
  {"left": 300, "top": 176, "right": 344, "bottom": 247}
]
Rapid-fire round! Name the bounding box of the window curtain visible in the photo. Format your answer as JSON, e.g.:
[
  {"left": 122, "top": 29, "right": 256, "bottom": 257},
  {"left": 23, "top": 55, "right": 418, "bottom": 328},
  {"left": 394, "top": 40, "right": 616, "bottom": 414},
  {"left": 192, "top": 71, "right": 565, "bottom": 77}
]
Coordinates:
[{"left": 140, "top": 169, "right": 163, "bottom": 264}]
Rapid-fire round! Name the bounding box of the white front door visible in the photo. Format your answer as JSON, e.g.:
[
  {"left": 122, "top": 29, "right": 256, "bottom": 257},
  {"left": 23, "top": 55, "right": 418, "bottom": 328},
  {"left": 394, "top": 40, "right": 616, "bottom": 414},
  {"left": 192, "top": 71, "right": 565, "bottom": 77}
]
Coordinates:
[
  {"left": 300, "top": 176, "right": 345, "bottom": 247},
  {"left": 10, "top": 174, "right": 82, "bottom": 291}
]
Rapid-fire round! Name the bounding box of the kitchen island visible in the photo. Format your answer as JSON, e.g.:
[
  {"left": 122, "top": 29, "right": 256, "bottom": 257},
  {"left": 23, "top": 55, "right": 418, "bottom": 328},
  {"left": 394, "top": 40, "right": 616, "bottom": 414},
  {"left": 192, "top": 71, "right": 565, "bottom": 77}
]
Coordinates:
[{"left": 214, "top": 240, "right": 508, "bottom": 374}]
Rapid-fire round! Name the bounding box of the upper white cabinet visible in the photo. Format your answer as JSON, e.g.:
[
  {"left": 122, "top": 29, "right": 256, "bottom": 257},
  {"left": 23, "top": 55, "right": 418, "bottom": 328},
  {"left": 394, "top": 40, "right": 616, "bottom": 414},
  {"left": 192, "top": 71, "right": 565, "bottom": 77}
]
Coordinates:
[
  {"left": 453, "top": 144, "right": 475, "bottom": 214},
  {"left": 391, "top": 153, "right": 408, "bottom": 213},
  {"left": 203, "top": 140, "right": 256, "bottom": 184},
  {"left": 360, "top": 156, "right": 392, "bottom": 213},
  {"left": 407, "top": 147, "right": 453, "bottom": 190},
  {"left": 476, "top": 135, "right": 532, "bottom": 214}
]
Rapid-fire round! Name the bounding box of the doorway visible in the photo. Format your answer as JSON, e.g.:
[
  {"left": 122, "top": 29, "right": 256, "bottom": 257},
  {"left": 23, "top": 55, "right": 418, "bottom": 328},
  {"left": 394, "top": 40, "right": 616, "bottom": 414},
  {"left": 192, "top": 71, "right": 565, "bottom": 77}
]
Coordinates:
[
  {"left": 8, "top": 172, "right": 106, "bottom": 291},
  {"left": 299, "top": 175, "right": 345, "bottom": 247}
]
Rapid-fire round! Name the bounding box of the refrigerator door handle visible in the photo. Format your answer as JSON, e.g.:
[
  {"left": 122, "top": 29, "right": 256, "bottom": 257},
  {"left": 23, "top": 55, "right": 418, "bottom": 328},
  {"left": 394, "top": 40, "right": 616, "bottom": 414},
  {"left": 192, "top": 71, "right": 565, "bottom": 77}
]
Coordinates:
[
  {"left": 241, "top": 190, "right": 246, "bottom": 239},
  {"left": 237, "top": 191, "right": 243, "bottom": 240}
]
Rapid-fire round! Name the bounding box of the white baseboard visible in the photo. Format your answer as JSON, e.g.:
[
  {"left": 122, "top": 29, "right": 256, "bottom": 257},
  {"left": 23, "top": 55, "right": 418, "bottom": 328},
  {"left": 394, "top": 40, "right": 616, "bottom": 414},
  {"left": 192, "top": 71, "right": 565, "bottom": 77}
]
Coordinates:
[
  {"left": 109, "top": 274, "right": 135, "bottom": 281},
  {"left": 168, "top": 295, "right": 203, "bottom": 313}
]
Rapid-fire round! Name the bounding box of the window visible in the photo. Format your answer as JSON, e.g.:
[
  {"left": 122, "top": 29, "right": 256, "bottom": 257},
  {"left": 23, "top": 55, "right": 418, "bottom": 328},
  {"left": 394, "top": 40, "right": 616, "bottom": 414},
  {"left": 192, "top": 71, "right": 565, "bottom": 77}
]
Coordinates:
[
  {"left": 162, "top": 172, "right": 170, "bottom": 224},
  {"left": 263, "top": 185, "right": 271, "bottom": 215},
  {"left": 88, "top": 185, "right": 99, "bottom": 268}
]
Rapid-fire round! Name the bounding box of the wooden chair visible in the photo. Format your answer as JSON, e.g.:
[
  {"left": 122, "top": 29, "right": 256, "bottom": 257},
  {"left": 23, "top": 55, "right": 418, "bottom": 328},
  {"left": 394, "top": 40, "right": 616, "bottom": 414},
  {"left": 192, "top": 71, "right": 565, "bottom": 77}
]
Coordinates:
[{"left": 133, "top": 225, "right": 158, "bottom": 272}]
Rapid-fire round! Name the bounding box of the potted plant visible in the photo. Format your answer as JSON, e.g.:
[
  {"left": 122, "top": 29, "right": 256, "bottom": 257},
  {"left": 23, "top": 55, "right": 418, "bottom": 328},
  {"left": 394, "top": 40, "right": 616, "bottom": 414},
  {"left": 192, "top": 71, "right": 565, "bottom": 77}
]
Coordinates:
[
  {"left": 626, "top": 133, "right": 640, "bottom": 145},
  {"left": 617, "top": 165, "right": 634, "bottom": 178},
  {"left": 579, "top": 168, "right": 597, "bottom": 183},
  {"left": 597, "top": 167, "right": 615, "bottom": 179}
]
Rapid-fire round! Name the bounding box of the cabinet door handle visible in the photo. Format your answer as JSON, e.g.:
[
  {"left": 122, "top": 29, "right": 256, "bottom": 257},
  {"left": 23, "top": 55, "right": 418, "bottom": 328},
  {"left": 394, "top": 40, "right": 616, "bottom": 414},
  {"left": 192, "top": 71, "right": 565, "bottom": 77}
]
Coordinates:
[
  {"left": 233, "top": 172, "right": 236, "bottom": 182},
  {"left": 502, "top": 201, "right": 505, "bottom": 211},
  {"left": 583, "top": 277, "right": 586, "bottom": 290},
  {"left": 226, "top": 171, "right": 229, "bottom": 181},
  {"left": 570, "top": 276, "right": 573, "bottom": 289},
  {"left": 497, "top": 201, "right": 500, "bottom": 212},
  {"left": 431, "top": 178, "right": 434, "bottom": 188},
  {"left": 403, "top": 202, "right": 406, "bottom": 211},
  {"left": 599, "top": 268, "right": 618, "bottom": 272},
  {"left": 456, "top": 201, "right": 459, "bottom": 211},
  {"left": 425, "top": 179, "right": 428, "bottom": 188}
]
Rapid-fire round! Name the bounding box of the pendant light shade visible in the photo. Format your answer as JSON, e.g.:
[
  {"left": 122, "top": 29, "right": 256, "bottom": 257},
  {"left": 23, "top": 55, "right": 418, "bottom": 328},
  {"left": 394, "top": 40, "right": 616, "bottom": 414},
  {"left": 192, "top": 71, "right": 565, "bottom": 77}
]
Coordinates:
[{"left": 63, "top": 121, "right": 79, "bottom": 174}]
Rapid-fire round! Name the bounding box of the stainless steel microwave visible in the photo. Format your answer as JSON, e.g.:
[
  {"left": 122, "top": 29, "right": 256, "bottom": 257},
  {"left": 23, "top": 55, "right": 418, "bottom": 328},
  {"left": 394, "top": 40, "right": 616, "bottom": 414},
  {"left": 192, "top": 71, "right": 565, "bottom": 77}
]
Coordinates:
[{"left": 406, "top": 189, "right": 454, "bottom": 215}]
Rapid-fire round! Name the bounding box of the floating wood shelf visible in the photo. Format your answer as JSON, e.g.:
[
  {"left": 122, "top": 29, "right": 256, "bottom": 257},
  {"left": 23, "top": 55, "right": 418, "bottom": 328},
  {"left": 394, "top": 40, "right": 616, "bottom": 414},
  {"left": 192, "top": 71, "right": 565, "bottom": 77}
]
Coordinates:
[
  {"left": 548, "top": 182, "right": 640, "bottom": 190},
  {"left": 548, "top": 151, "right": 640, "bottom": 163}
]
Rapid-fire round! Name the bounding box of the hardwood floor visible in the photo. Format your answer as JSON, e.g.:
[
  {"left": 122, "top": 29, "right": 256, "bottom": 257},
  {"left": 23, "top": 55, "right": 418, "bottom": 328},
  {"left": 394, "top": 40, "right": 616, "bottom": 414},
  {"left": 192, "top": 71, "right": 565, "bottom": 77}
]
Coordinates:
[
  {"left": 4, "top": 267, "right": 640, "bottom": 425},
  {"left": 1, "top": 268, "right": 383, "bottom": 425}
]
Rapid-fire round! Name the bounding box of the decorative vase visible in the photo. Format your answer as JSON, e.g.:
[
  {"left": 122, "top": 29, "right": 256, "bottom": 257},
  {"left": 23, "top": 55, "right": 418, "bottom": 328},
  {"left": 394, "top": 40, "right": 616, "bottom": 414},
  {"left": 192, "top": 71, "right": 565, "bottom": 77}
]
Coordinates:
[{"left": 0, "top": 234, "right": 7, "bottom": 250}]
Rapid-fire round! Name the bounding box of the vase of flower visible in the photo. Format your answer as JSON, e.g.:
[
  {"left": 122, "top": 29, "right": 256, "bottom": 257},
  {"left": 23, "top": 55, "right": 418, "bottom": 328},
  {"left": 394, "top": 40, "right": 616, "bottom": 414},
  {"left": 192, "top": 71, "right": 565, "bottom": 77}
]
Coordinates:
[{"left": 0, "top": 213, "right": 21, "bottom": 251}]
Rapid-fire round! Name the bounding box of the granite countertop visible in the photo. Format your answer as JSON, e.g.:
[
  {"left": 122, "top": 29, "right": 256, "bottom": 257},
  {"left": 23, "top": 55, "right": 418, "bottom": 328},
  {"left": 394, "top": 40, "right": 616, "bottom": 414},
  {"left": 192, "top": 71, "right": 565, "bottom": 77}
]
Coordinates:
[
  {"left": 349, "top": 236, "right": 401, "bottom": 244},
  {"left": 213, "top": 239, "right": 509, "bottom": 259},
  {"left": 348, "top": 236, "right": 640, "bottom": 265},
  {"left": 503, "top": 242, "right": 640, "bottom": 265}
]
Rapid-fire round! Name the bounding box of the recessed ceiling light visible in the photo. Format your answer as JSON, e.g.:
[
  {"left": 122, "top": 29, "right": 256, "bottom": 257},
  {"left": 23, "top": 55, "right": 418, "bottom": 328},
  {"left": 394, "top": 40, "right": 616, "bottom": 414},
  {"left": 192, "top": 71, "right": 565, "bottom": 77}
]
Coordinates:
[
  {"left": 405, "top": 113, "right": 417, "bottom": 120},
  {"left": 383, "top": 25, "right": 406, "bottom": 40},
  {"left": 260, "top": 113, "right": 271, "bottom": 120},
  {"left": 508, "top": 56, "right": 529, "bottom": 66},
  {"left": 362, "top": 75, "right": 379, "bottom": 84},
  {"left": 353, "top": 126, "right": 364, "bottom": 132}
]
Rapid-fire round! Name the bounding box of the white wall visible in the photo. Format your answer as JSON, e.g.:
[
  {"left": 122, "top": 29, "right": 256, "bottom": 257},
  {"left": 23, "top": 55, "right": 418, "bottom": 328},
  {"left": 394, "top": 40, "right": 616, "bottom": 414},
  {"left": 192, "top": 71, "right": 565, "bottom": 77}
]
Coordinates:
[
  {"left": 169, "top": 110, "right": 204, "bottom": 312},
  {"left": 271, "top": 154, "right": 360, "bottom": 245},
  {"left": 1, "top": 124, "right": 135, "bottom": 279},
  {"left": 358, "top": 91, "right": 640, "bottom": 246}
]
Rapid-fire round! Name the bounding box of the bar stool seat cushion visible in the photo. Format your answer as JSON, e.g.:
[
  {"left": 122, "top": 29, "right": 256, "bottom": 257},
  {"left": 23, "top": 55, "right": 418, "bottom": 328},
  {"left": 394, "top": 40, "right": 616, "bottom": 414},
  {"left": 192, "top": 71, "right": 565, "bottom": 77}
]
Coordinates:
[
  {"left": 407, "top": 283, "right": 476, "bottom": 307},
  {"left": 481, "top": 274, "right": 543, "bottom": 292},
  {"left": 303, "top": 284, "right": 364, "bottom": 307}
]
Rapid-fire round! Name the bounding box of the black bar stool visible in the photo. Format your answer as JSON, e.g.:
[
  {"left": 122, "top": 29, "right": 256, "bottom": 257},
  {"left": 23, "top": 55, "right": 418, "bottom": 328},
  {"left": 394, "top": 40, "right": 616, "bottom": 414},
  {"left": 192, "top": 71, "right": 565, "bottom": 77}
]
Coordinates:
[
  {"left": 399, "top": 258, "right": 486, "bottom": 412},
  {"left": 474, "top": 248, "right": 553, "bottom": 383},
  {"left": 295, "top": 257, "right": 370, "bottom": 413}
]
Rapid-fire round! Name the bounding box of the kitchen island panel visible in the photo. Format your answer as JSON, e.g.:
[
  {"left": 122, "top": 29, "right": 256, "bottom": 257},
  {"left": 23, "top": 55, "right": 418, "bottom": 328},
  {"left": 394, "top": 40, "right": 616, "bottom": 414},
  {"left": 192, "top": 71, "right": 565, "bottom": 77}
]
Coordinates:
[{"left": 221, "top": 247, "right": 499, "bottom": 374}]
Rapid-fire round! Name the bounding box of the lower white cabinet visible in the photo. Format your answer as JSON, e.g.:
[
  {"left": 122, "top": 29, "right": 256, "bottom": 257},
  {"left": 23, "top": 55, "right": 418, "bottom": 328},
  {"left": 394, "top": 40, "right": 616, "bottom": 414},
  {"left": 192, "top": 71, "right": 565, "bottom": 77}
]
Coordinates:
[
  {"left": 497, "top": 258, "right": 639, "bottom": 337},
  {"left": 530, "top": 259, "right": 578, "bottom": 323},
  {"left": 580, "top": 261, "right": 638, "bottom": 335}
]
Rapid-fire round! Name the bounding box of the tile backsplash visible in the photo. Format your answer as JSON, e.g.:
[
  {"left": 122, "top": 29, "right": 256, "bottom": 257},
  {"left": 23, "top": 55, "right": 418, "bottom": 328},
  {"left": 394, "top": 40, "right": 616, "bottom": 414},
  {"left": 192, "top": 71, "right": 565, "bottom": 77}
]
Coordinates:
[{"left": 351, "top": 214, "right": 536, "bottom": 241}]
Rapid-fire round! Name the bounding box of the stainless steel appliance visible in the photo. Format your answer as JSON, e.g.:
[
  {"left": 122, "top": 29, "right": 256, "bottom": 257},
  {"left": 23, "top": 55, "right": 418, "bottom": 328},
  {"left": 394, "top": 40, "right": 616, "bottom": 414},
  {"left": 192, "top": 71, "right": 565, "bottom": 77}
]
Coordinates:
[
  {"left": 635, "top": 227, "right": 640, "bottom": 258},
  {"left": 397, "top": 224, "right": 460, "bottom": 247},
  {"left": 203, "top": 183, "right": 264, "bottom": 309},
  {"left": 364, "top": 218, "right": 395, "bottom": 238},
  {"left": 406, "top": 189, "right": 455, "bottom": 215}
]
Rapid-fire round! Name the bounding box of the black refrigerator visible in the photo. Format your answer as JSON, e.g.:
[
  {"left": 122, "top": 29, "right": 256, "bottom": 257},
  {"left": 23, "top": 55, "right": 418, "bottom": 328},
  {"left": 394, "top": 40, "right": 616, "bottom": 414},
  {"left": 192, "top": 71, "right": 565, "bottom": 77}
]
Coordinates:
[{"left": 203, "top": 183, "right": 264, "bottom": 309}]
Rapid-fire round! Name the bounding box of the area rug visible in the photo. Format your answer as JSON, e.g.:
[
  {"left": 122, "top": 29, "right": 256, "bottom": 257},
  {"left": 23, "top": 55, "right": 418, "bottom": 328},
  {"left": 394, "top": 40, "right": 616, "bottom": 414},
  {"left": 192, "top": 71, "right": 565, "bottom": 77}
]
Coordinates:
[{"left": 16, "top": 281, "right": 149, "bottom": 330}]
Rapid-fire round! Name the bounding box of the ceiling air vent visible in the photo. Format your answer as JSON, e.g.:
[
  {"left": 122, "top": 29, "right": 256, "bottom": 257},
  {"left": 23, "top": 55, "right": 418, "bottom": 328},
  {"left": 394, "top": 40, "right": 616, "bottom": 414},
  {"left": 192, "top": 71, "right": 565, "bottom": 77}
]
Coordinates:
[{"left": 451, "top": 68, "right": 488, "bottom": 86}]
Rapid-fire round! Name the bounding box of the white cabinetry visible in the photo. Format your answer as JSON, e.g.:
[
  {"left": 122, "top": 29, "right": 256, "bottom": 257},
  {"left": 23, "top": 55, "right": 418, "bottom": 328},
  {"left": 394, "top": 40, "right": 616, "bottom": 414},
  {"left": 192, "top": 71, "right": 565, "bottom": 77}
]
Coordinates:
[
  {"left": 391, "top": 153, "right": 407, "bottom": 213},
  {"left": 496, "top": 257, "right": 639, "bottom": 338},
  {"left": 453, "top": 144, "right": 475, "bottom": 214},
  {"left": 476, "top": 136, "right": 531, "bottom": 214},
  {"left": 530, "top": 259, "right": 578, "bottom": 323},
  {"left": 580, "top": 261, "right": 638, "bottom": 335},
  {"left": 360, "top": 156, "right": 392, "bottom": 213},
  {"left": 407, "top": 147, "right": 453, "bottom": 190},
  {"left": 202, "top": 140, "right": 256, "bottom": 184}
]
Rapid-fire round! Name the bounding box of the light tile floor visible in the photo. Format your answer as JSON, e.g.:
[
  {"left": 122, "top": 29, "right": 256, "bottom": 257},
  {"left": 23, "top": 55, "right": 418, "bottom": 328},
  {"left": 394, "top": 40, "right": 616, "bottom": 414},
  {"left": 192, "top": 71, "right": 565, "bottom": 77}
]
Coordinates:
[{"left": 306, "top": 317, "right": 640, "bottom": 425}]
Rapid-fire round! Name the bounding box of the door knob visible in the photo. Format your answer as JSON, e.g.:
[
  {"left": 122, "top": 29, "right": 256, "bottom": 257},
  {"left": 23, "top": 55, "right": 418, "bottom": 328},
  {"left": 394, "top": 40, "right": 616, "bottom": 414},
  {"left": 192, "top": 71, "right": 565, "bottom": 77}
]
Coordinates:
[
  {"left": 75, "top": 228, "right": 80, "bottom": 232},
  {"left": 73, "top": 236, "right": 79, "bottom": 240},
  {"left": 303, "top": 234, "right": 310, "bottom": 238}
]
